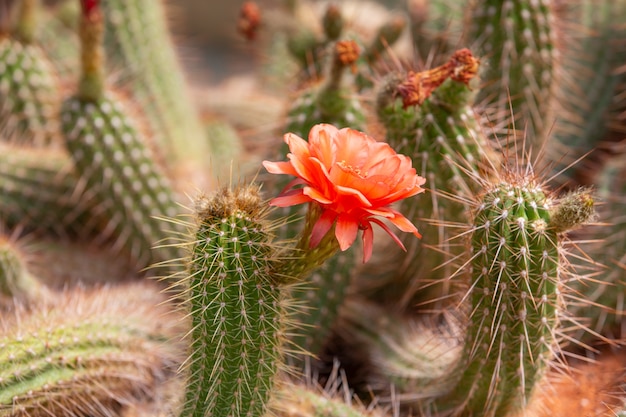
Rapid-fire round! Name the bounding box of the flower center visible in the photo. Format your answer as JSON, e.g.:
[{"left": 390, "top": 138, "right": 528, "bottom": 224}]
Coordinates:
[{"left": 337, "top": 160, "right": 368, "bottom": 179}]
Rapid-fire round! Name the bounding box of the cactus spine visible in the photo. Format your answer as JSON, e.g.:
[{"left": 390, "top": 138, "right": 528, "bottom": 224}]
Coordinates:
[{"left": 179, "top": 185, "right": 284, "bottom": 417}]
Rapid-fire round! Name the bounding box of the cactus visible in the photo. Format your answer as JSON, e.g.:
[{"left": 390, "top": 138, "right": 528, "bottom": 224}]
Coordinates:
[
  {"left": 429, "top": 170, "right": 593, "bottom": 416},
  {"left": 0, "top": 0, "right": 61, "bottom": 147},
  {"left": 60, "top": 1, "right": 183, "bottom": 270},
  {"left": 366, "top": 49, "right": 497, "bottom": 311},
  {"left": 0, "top": 144, "right": 108, "bottom": 238},
  {"left": 178, "top": 185, "right": 284, "bottom": 417},
  {"left": 464, "top": 0, "right": 558, "bottom": 149},
  {"left": 0, "top": 233, "right": 48, "bottom": 305},
  {"left": 100, "top": 0, "right": 211, "bottom": 190},
  {"left": 0, "top": 282, "right": 185, "bottom": 417}
]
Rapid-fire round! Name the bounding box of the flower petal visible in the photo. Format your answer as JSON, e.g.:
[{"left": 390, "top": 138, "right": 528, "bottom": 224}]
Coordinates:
[
  {"left": 361, "top": 224, "right": 374, "bottom": 263},
  {"left": 270, "top": 189, "right": 311, "bottom": 207},
  {"left": 335, "top": 214, "right": 359, "bottom": 251},
  {"left": 263, "top": 160, "right": 298, "bottom": 176},
  {"left": 303, "top": 186, "right": 333, "bottom": 205},
  {"left": 310, "top": 209, "right": 337, "bottom": 248},
  {"left": 388, "top": 212, "right": 421, "bottom": 237},
  {"left": 369, "top": 217, "right": 408, "bottom": 252},
  {"left": 309, "top": 124, "right": 338, "bottom": 166}
]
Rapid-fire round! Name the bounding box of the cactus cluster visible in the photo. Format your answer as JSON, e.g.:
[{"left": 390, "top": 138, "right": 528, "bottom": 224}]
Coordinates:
[{"left": 0, "top": 0, "right": 625, "bottom": 417}]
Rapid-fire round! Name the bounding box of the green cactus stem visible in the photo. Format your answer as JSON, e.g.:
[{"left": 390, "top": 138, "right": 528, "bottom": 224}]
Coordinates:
[
  {"left": 101, "top": 0, "right": 211, "bottom": 190},
  {"left": 0, "top": 2, "right": 61, "bottom": 148},
  {"left": 60, "top": 94, "right": 183, "bottom": 270},
  {"left": 0, "top": 282, "right": 184, "bottom": 417},
  {"left": 431, "top": 174, "right": 586, "bottom": 416},
  {"left": 179, "top": 185, "right": 285, "bottom": 417},
  {"left": 60, "top": 3, "right": 183, "bottom": 270},
  {"left": 0, "top": 145, "right": 107, "bottom": 238},
  {"left": 465, "top": 0, "right": 558, "bottom": 150},
  {"left": 367, "top": 49, "right": 497, "bottom": 311}
]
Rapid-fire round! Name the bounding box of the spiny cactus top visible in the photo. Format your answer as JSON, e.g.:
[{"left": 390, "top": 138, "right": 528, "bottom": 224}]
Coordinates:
[{"left": 263, "top": 123, "right": 426, "bottom": 263}]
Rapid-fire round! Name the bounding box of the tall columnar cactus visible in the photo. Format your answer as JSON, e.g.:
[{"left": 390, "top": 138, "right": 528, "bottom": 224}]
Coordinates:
[
  {"left": 369, "top": 49, "right": 497, "bottom": 311},
  {"left": 464, "top": 0, "right": 558, "bottom": 150},
  {"left": 0, "top": 283, "right": 184, "bottom": 417},
  {"left": 179, "top": 185, "right": 285, "bottom": 417},
  {"left": 0, "top": 0, "right": 60, "bottom": 147},
  {"left": 430, "top": 172, "right": 593, "bottom": 416},
  {"left": 100, "top": 0, "right": 211, "bottom": 190},
  {"left": 60, "top": 1, "right": 183, "bottom": 270}
]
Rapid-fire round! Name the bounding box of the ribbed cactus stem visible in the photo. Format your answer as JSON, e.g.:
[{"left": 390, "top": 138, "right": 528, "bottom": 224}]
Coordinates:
[
  {"left": 180, "top": 185, "right": 284, "bottom": 417},
  {"left": 366, "top": 49, "right": 491, "bottom": 310},
  {"left": 77, "top": 0, "right": 104, "bottom": 102},
  {"left": 0, "top": 35, "right": 61, "bottom": 147},
  {"left": 466, "top": 0, "right": 557, "bottom": 147},
  {"left": 0, "top": 283, "right": 183, "bottom": 417},
  {"left": 0, "top": 145, "right": 105, "bottom": 237},
  {"left": 436, "top": 178, "right": 563, "bottom": 416},
  {"left": 60, "top": 94, "right": 183, "bottom": 270}
]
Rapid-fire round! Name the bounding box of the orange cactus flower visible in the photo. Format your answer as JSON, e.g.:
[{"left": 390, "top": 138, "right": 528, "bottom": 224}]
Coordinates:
[{"left": 263, "top": 124, "right": 426, "bottom": 262}]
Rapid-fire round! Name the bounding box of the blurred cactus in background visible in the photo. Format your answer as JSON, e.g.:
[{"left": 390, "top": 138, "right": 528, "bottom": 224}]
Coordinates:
[{"left": 0, "top": 0, "right": 625, "bottom": 416}]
